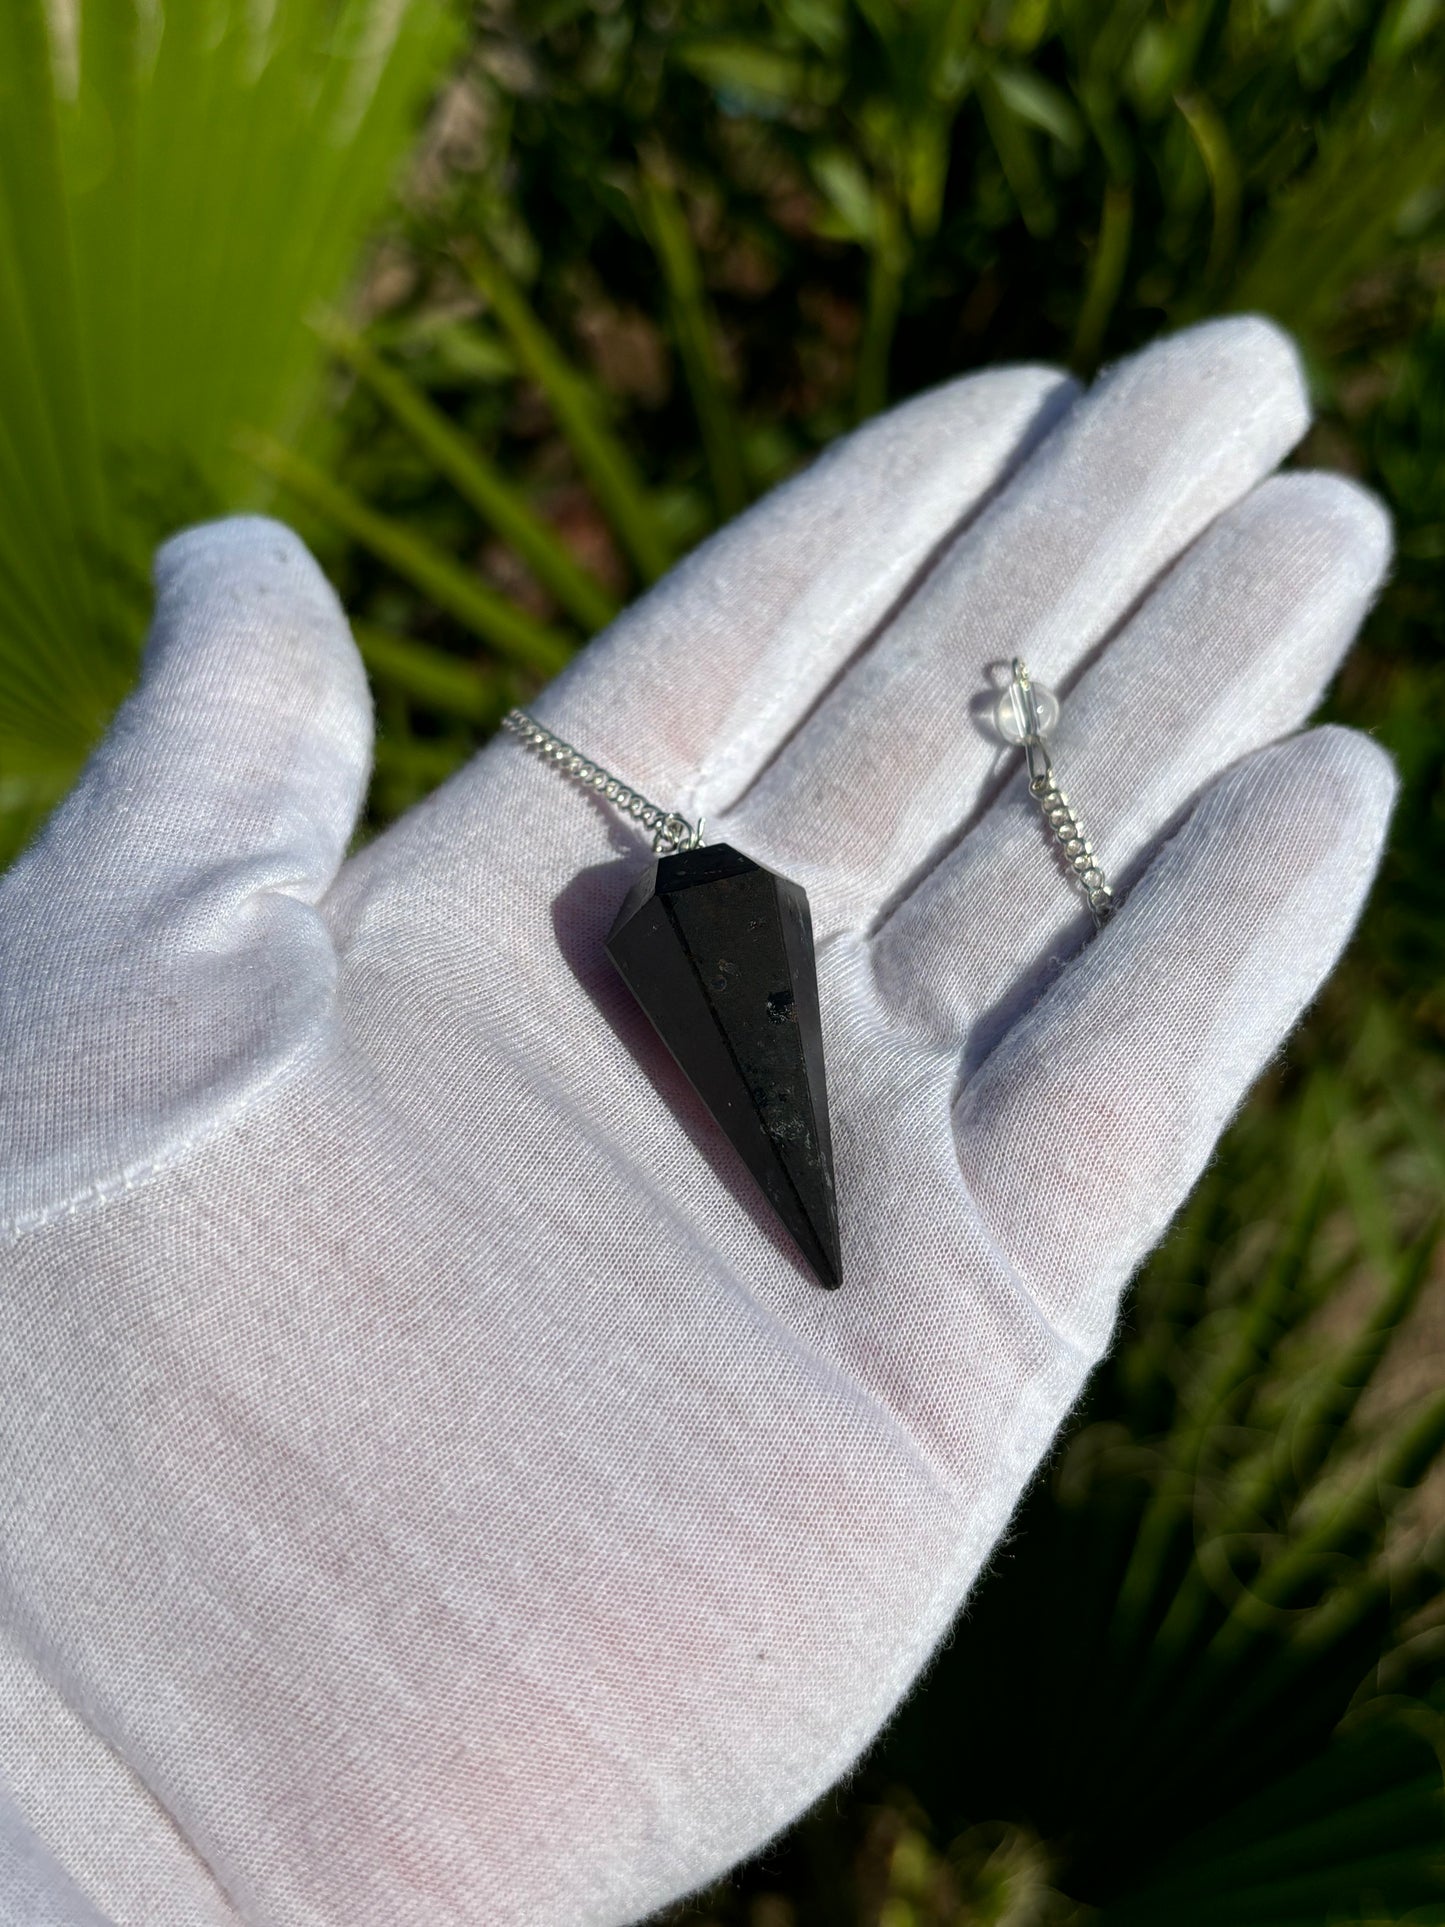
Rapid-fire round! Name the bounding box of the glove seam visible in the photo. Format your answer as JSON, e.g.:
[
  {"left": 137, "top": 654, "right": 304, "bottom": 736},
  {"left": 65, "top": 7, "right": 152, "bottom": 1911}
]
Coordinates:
[{"left": 0, "top": 1018, "right": 336, "bottom": 1246}]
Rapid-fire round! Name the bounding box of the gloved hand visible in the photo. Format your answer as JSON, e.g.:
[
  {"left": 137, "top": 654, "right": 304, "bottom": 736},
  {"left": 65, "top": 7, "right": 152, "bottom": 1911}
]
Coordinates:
[{"left": 0, "top": 318, "right": 1394, "bottom": 1926}]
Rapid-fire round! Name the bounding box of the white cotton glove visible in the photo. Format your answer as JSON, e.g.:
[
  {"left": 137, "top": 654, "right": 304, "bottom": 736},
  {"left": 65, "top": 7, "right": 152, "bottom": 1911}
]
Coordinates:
[{"left": 0, "top": 318, "right": 1395, "bottom": 1927}]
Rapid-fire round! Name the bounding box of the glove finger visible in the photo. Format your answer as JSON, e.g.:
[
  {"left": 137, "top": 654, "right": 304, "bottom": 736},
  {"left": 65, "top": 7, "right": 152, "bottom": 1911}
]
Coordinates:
[
  {"left": 721, "top": 316, "right": 1310, "bottom": 937},
  {"left": 379, "top": 362, "right": 1078, "bottom": 874},
  {"left": 31, "top": 516, "right": 371, "bottom": 894},
  {"left": 0, "top": 516, "right": 371, "bottom": 1235},
  {"left": 872, "top": 473, "right": 1390, "bottom": 1051},
  {"left": 952, "top": 725, "right": 1395, "bottom": 1360}
]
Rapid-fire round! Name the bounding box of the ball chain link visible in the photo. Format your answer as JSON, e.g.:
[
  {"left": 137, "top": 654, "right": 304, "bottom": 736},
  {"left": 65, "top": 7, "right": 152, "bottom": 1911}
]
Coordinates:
[
  {"left": 1029, "top": 772, "right": 1114, "bottom": 925},
  {"left": 1005, "top": 660, "right": 1116, "bottom": 929}
]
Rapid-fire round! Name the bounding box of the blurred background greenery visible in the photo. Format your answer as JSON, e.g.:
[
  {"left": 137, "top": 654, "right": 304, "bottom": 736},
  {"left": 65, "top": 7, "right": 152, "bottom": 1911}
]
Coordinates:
[{"left": 2, "top": 0, "right": 1443, "bottom": 1920}]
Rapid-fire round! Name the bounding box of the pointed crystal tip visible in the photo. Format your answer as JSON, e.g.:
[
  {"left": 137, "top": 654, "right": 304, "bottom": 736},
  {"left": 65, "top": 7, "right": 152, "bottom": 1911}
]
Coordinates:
[{"left": 606, "top": 844, "right": 842, "bottom": 1290}]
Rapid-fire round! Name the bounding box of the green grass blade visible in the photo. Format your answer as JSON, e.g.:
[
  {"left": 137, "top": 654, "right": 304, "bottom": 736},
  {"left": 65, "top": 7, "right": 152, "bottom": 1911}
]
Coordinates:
[
  {"left": 243, "top": 431, "right": 572, "bottom": 675},
  {"left": 1135, "top": 1225, "right": 1438, "bottom": 1725},
  {"left": 636, "top": 158, "right": 750, "bottom": 521},
  {"left": 353, "top": 623, "right": 510, "bottom": 726},
  {"left": 460, "top": 239, "right": 674, "bottom": 583},
  {"left": 1223, "top": 1390, "right": 1445, "bottom": 1645},
  {"left": 1134, "top": 1391, "right": 1445, "bottom": 1793},
  {"left": 855, "top": 190, "right": 907, "bottom": 422},
  {"left": 318, "top": 313, "right": 618, "bottom": 633},
  {"left": 1175, "top": 91, "right": 1241, "bottom": 301},
  {"left": 1109, "top": 1099, "right": 1334, "bottom": 1671},
  {"left": 978, "top": 69, "right": 1057, "bottom": 239},
  {"left": 1233, "top": 64, "right": 1445, "bottom": 340},
  {"left": 1102, "top": 1746, "right": 1445, "bottom": 1923},
  {"left": 1072, "top": 178, "right": 1133, "bottom": 370}
]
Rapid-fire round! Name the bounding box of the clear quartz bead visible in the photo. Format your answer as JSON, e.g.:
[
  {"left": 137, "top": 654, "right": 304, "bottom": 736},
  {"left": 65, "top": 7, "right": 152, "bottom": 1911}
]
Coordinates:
[{"left": 994, "top": 677, "right": 1059, "bottom": 744}]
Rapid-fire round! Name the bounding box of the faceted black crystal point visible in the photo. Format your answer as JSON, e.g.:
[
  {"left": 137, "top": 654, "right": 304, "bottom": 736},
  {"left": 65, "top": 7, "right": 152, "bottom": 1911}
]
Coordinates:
[{"left": 606, "top": 844, "right": 842, "bottom": 1289}]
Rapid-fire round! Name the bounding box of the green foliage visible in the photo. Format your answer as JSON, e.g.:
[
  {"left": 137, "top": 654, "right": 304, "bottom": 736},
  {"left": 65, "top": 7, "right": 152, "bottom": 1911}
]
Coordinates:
[
  {"left": 317, "top": 310, "right": 620, "bottom": 630},
  {"left": 3, "top": 0, "right": 1445, "bottom": 1917},
  {"left": 0, "top": 0, "right": 455, "bottom": 862},
  {"left": 269, "top": 0, "right": 1445, "bottom": 841},
  {"left": 461, "top": 236, "right": 677, "bottom": 582}
]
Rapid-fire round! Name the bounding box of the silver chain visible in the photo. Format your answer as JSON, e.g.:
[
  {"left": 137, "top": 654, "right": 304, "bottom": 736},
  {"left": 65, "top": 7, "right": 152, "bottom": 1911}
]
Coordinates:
[
  {"left": 507, "top": 676, "right": 1114, "bottom": 926},
  {"left": 501, "top": 709, "right": 705, "bottom": 855},
  {"left": 1006, "top": 659, "right": 1115, "bottom": 928}
]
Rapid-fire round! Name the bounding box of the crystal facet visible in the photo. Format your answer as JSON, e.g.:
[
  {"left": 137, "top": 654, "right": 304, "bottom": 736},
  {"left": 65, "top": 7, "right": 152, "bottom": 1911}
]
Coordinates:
[{"left": 606, "top": 844, "right": 842, "bottom": 1290}]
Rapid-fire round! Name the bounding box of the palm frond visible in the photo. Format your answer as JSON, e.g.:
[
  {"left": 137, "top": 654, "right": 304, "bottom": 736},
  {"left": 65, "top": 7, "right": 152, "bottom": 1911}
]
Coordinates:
[{"left": 0, "top": 0, "right": 455, "bottom": 864}]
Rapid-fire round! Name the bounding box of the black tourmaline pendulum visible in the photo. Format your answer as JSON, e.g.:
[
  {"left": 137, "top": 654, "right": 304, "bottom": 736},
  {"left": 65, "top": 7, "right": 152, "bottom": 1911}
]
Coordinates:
[
  {"left": 502, "top": 711, "right": 842, "bottom": 1290},
  {"left": 607, "top": 843, "right": 840, "bottom": 1290}
]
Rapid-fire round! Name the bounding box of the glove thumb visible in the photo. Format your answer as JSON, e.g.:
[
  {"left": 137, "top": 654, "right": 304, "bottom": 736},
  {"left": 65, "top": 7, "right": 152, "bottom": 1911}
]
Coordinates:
[{"left": 0, "top": 516, "right": 371, "bottom": 1235}]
